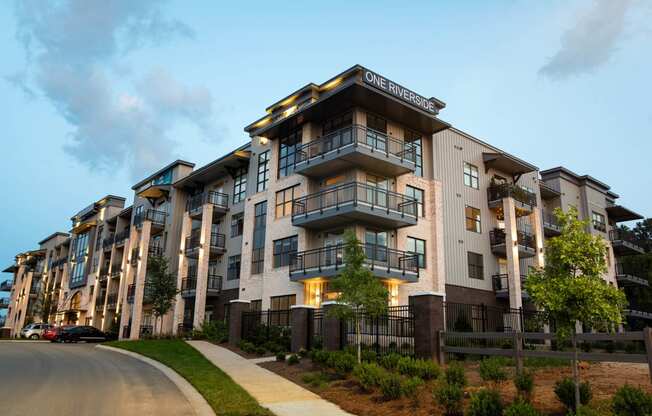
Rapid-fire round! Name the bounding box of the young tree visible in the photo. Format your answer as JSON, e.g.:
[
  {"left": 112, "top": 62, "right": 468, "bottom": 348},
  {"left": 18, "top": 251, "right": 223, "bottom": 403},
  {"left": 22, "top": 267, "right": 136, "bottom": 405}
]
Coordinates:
[
  {"left": 328, "top": 229, "right": 389, "bottom": 363},
  {"left": 145, "top": 255, "right": 179, "bottom": 335},
  {"left": 525, "top": 206, "right": 627, "bottom": 412}
]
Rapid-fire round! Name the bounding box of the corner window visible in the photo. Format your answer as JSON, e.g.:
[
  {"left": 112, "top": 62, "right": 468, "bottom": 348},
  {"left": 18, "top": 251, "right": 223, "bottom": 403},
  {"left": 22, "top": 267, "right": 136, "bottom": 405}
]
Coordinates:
[
  {"left": 467, "top": 252, "right": 484, "bottom": 280},
  {"left": 256, "top": 151, "right": 270, "bottom": 192},
  {"left": 464, "top": 162, "right": 479, "bottom": 189},
  {"left": 275, "top": 185, "right": 298, "bottom": 218},
  {"left": 405, "top": 185, "right": 425, "bottom": 217},
  {"left": 405, "top": 129, "right": 423, "bottom": 177},
  {"left": 465, "top": 206, "right": 482, "bottom": 233},
  {"left": 592, "top": 212, "right": 606, "bottom": 232},
  {"left": 273, "top": 235, "right": 298, "bottom": 268},
  {"left": 406, "top": 237, "right": 426, "bottom": 268},
  {"left": 278, "top": 129, "right": 301, "bottom": 178},
  {"left": 232, "top": 167, "right": 248, "bottom": 204}
]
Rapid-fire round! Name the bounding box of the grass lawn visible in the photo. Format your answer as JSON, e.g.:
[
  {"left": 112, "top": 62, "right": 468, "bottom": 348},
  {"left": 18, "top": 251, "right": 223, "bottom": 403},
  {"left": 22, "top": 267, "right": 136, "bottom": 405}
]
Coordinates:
[{"left": 106, "top": 339, "right": 272, "bottom": 416}]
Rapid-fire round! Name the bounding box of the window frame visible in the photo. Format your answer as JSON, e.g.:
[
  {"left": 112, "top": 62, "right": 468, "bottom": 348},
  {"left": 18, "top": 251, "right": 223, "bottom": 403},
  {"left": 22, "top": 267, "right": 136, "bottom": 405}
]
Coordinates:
[
  {"left": 278, "top": 129, "right": 302, "bottom": 178},
  {"left": 275, "top": 185, "right": 298, "bottom": 218},
  {"left": 230, "top": 213, "right": 244, "bottom": 237},
  {"left": 232, "top": 166, "right": 248, "bottom": 204},
  {"left": 256, "top": 150, "right": 270, "bottom": 192},
  {"left": 251, "top": 201, "right": 267, "bottom": 274},
  {"left": 463, "top": 162, "right": 479, "bottom": 189},
  {"left": 405, "top": 185, "right": 425, "bottom": 217},
  {"left": 467, "top": 251, "right": 484, "bottom": 280},
  {"left": 465, "top": 205, "right": 482, "bottom": 233},
  {"left": 592, "top": 211, "right": 606, "bottom": 232},
  {"left": 273, "top": 235, "right": 298, "bottom": 268},
  {"left": 405, "top": 129, "right": 423, "bottom": 177},
  {"left": 270, "top": 294, "right": 296, "bottom": 311},
  {"left": 227, "top": 255, "right": 241, "bottom": 280},
  {"left": 406, "top": 236, "right": 426, "bottom": 268}
]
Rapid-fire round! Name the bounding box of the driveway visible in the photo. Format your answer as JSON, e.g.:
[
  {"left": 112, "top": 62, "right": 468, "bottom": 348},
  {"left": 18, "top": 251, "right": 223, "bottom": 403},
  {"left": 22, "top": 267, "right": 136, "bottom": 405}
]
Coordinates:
[{"left": 0, "top": 342, "right": 195, "bottom": 416}]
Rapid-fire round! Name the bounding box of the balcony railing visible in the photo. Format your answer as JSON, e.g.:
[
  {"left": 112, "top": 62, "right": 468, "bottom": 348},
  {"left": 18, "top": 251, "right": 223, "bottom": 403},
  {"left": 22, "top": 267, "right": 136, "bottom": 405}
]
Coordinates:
[
  {"left": 615, "top": 263, "right": 649, "bottom": 286},
  {"left": 487, "top": 183, "right": 537, "bottom": 208},
  {"left": 127, "top": 284, "right": 135, "bottom": 304},
  {"left": 186, "top": 191, "right": 229, "bottom": 212},
  {"left": 492, "top": 274, "right": 528, "bottom": 293},
  {"left": 148, "top": 244, "right": 164, "bottom": 257},
  {"left": 294, "top": 124, "right": 417, "bottom": 167},
  {"left": 542, "top": 212, "right": 562, "bottom": 235},
  {"left": 185, "top": 228, "right": 201, "bottom": 254},
  {"left": 106, "top": 293, "right": 118, "bottom": 308},
  {"left": 102, "top": 234, "right": 115, "bottom": 249},
  {"left": 490, "top": 228, "right": 536, "bottom": 251},
  {"left": 134, "top": 209, "right": 167, "bottom": 228},
  {"left": 180, "top": 275, "right": 222, "bottom": 295},
  {"left": 0, "top": 298, "right": 9, "bottom": 308},
  {"left": 130, "top": 248, "right": 139, "bottom": 266},
  {"left": 210, "top": 232, "right": 226, "bottom": 250},
  {"left": 114, "top": 229, "right": 130, "bottom": 245},
  {"left": 593, "top": 220, "right": 607, "bottom": 233},
  {"left": 290, "top": 244, "right": 419, "bottom": 279},
  {"left": 185, "top": 230, "right": 226, "bottom": 255},
  {"left": 0, "top": 281, "right": 12, "bottom": 291},
  {"left": 609, "top": 229, "right": 645, "bottom": 255},
  {"left": 111, "top": 268, "right": 122, "bottom": 278},
  {"left": 292, "top": 182, "right": 418, "bottom": 219}
]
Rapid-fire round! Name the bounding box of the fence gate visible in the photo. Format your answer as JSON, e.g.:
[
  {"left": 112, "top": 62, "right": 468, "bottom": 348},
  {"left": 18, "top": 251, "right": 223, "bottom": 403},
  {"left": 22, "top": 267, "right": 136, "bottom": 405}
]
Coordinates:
[{"left": 340, "top": 305, "right": 414, "bottom": 356}]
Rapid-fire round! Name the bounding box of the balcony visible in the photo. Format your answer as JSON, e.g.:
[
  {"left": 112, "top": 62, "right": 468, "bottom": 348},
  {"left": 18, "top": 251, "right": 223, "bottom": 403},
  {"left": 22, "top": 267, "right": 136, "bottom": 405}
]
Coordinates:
[
  {"left": 492, "top": 274, "right": 529, "bottom": 300},
  {"left": 292, "top": 182, "right": 418, "bottom": 230},
  {"left": 0, "top": 281, "right": 11, "bottom": 291},
  {"left": 106, "top": 293, "right": 118, "bottom": 309},
  {"left": 0, "top": 298, "right": 9, "bottom": 309},
  {"left": 610, "top": 229, "right": 645, "bottom": 256},
  {"left": 29, "top": 283, "right": 41, "bottom": 297},
  {"left": 148, "top": 244, "right": 164, "bottom": 258},
  {"left": 489, "top": 228, "right": 536, "bottom": 259},
  {"left": 134, "top": 209, "right": 166, "bottom": 233},
  {"left": 615, "top": 263, "right": 649, "bottom": 287},
  {"left": 187, "top": 191, "right": 229, "bottom": 219},
  {"left": 293, "top": 124, "right": 417, "bottom": 177},
  {"left": 130, "top": 248, "right": 139, "bottom": 266},
  {"left": 180, "top": 274, "right": 223, "bottom": 298},
  {"left": 487, "top": 183, "right": 537, "bottom": 218},
  {"left": 114, "top": 229, "right": 130, "bottom": 246},
  {"left": 289, "top": 244, "right": 419, "bottom": 282},
  {"left": 542, "top": 212, "right": 562, "bottom": 237},
  {"left": 127, "top": 284, "right": 135, "bottom": 304},
  {"left": 110, "top": 268, "right": 122, "bottom": 279},
  {"left": 185, "top": 230, "right": 226, "bottom": 258}
]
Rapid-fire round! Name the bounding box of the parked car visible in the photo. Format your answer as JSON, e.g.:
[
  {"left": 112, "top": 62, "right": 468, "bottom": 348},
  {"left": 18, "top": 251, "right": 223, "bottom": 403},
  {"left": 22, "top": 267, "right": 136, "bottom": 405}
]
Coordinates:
[
  {"left": 57, "top": 325, "right": 111, "bottom": 343},
  {"left": 20, "top": 323, "right": 52, "bottom": 339},
  {"left": 43, "top": 325, "right": 72, "bottom": 342}
]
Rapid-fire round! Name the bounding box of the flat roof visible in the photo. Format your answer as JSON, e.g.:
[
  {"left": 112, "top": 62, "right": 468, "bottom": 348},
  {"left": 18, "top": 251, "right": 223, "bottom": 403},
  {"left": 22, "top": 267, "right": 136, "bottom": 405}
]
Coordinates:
[
  {"left": 38, "top": 232, "right": 70, "bottom": 245},
  {"left": 540, "top": 166, "right": 614, "bottom": 195},
  {"left": 131, "top": 160, "right": 195, "bottom": 190}
]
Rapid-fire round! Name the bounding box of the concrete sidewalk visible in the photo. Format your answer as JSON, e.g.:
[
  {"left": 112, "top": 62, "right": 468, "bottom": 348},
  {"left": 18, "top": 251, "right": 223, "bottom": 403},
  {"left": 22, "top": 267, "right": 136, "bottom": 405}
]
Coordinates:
[{"left": 187, "top": 341, "right": 354, "bottom": 416}]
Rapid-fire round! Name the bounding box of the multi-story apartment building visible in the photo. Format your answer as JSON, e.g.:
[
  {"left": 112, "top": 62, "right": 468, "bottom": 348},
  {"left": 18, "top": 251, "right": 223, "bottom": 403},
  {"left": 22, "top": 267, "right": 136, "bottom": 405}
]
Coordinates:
[{"left": 2, "top": 65, "right": 648, "bottom": 337}]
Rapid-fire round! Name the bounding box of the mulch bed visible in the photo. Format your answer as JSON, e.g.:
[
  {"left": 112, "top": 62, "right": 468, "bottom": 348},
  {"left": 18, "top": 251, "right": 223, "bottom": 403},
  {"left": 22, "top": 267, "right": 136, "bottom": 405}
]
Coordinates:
[{"left": 220, "top": 342, "right": 276, "bottom": 360}]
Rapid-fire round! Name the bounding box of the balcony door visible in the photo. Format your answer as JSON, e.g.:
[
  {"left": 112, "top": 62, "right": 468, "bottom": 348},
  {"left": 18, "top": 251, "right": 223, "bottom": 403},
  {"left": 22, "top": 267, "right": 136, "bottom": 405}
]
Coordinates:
[
  {"left": 365, "top": 230, "right": 388, "bottom": 264},
  {"left": 365, "top": 113, "right": 387, "bottom": 152},
  {"left": 366, "top": 174, "right": 389, "bottom": 209},
  {"left": 323, "top": 231, "right": 344, "bottom": 267}
]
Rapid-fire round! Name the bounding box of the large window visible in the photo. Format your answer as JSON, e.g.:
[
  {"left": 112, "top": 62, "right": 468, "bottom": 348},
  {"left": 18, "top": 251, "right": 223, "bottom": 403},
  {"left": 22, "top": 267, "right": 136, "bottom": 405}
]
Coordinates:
[
  {"left": 232, "top": 166, "right": 248, "bottom": 204},
  {"left": 256, "top": 150, "right": 270, "bottom": 192},
  {"left": 467, "top": 252, "right": 484, "bottom": 280},
  {"left": 278, "top": 129, "right": 301, "bottom": 178},
  {"left": 251, "top": 201, "right": 267, "bottom": 274},
  {"left": 464, "top": 162, "right": 479, "bottom": 189},
  {"left": 322, "top": 110, "right": 353, "bottom": 135},
  {"left": 273, "top": 235, "right": 298, "bottom": 268},
  {"left": 275, "top": 185, "right": 298, "bottom": 218},
  {"left": 592, "top": 212, "right": 606, "bottom": 232},
  {"left": 270, "top": 294, "right": 296, "bottom": 311},
  {"left": 405, "top": 129, "right": 423, "bottom": 177},
  {"left": 405, "top": 185, "right": 425, "bottom": 217},
  {"left": 465, "top": 206, "right": 482, "bottom": 233},
  {"left": 227, "top": 255, "right": 241, "bottom": 280},
  {"left": 250, "top": 299, "right": 262, "bottom": 312},
  {"left": 230, "top": 213, "right": 243, "bottom": 237},
  {"left": 69, "top": 232, "right": 89, "bottom": 288},
  {"left": 406, "top": 237, "right": 426, "bottom": 268}
]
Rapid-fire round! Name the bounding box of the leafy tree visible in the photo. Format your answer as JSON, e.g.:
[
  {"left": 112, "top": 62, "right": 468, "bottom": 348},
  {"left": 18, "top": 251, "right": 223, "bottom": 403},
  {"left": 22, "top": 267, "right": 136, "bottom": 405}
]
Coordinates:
[
  {"left": 525, "top": 206, "right": 627, "bottom": 412},
  {"left": 145, "top": 255, "right": 179, "bottom": 335},
  {"left": 328, "top": 229, "right": 388, "bottom": 363}
]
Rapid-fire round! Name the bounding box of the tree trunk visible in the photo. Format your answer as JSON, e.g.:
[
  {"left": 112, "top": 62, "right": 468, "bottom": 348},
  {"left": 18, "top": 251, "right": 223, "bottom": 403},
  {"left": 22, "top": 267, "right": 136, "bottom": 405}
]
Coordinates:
[
  {"left": 572, "top": 329, "right": 580, "bottom": 412},
  {"left": 356, "top": 318, "right": 362, "bottom": 364}
]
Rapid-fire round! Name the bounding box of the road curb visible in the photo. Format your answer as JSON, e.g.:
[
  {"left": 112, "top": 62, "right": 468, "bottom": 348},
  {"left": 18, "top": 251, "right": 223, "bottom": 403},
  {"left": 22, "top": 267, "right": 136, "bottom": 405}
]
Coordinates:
[{"left": 97, "top": 344, "right": 215, "bottom": 416}]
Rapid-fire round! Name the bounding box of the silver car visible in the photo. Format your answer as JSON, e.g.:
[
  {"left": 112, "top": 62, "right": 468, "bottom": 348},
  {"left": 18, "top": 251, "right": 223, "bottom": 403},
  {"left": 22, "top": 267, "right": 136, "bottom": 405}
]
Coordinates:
[{"left": 20, "top": 323, "right": 52, "bottom": 339}]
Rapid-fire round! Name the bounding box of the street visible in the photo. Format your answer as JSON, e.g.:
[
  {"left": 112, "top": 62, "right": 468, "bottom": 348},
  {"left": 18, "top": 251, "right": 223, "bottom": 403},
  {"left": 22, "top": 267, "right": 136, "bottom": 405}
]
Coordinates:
[{"left": 0, "top": 342, "right": 195, "bottom": 416}]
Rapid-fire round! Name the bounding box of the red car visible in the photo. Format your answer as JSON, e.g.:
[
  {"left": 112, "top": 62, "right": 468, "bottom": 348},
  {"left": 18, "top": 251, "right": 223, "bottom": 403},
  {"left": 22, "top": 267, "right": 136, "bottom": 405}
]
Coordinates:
[{"left": 43, "top": 325, "right": 74, "bottom": 342}]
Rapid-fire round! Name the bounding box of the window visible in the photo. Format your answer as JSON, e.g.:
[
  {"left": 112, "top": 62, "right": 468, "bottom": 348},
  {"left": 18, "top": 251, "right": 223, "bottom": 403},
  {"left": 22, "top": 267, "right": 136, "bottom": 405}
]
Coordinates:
[
  {"left": 275, "top": 185, "right": 298, "bottom": 218},
  {"left": 232, "top": 167, "right": 248, "bottom": 204},
  {"left": 69, "top": 232, "right": 89, "bottom": 288},
  {"left": 406, "top": 237, "right": 426, "bottom": 268},
  {"left": 366, "top": 113, "right": 387, "bottom": 133},
  {"left": 230, "top": 213, "right": 243, "bottom": 237},
  {"left": 465, "top": 206, "right": 482, "bottom": 233},
  {"left": 322, "top": 111, "right": 353, "bottom": 135},
  {"left": 405, "top": 129, "right": 423, "bottom": 177},
  {"left": 592, "top": 212, "right": 606, "bottom": 232},
  {"left": 227, "top": 255, "right": 241, "bottom": 280},
  {"left": 464, "top": 162, "right": 479, "bottom": 189},
  {"left": 278, "top": 129, "right": 301, "bottom": 177},
  {"left": 405, "top": 185, "right": 425, "bottom": 217},
  {"left": 251, "top": 201, "right": 267, "bottom": 274},
  {"left": 365, "top": 113, "right": 387, "bottom": 151},
  {"left": 467, "top": 252, "right": 484, "bottom": 280},
  {"left": 270, "top": 294, "right": 296, "bottom": 311},
  {"left": 250, "top": 299, "right": 262, "bottom": 312},
  {"left": 365, "top": 230, "right": 388, "bottom": 262},
  {"left": 273, "top": 235, "right": 298, "bottom": 268},
  {"left": 256, "top": 151, "right": 270, "bottom": 192},
  {"left": 95, "top": 226, "right": 103, "bottom": 251}
]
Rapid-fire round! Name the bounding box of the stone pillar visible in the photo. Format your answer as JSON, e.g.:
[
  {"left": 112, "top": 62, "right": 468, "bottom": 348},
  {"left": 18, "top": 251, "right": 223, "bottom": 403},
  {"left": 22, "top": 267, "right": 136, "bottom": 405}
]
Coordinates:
[
  {"left": 130, "top": 221, "right": 152, "bottom": 339},
  {"left": 410, "top": 292, "right": 446, "bottom": 363},
  {"left": 173, "top": 212, "right": 192, "bottom": 334},
  {"left": 290, "top": 305, "right": 314, "bottom": 353},
  {"left": 118, "top": 225, "right": 136, "bottom": 339},
  {"left": 503, "top": 197, "right": 523, "bottom": 314},
  {"left": 322, "top": 301, "right": 343, "bottom": 351},
  {"left": 530, "top": 208, "right": 545, "bottom": 268},
  {"left": 194, "top": 203, "right": 215, "bottom": 328},
  {"left": 228, "top": 300, "right": 250, "bottom": 346}
]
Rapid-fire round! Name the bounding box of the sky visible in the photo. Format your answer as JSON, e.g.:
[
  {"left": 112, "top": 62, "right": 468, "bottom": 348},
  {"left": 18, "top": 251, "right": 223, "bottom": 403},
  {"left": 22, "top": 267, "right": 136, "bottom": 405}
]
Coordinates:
[{"left": 0, "top": 0, "right": 651, "bottom": 286}]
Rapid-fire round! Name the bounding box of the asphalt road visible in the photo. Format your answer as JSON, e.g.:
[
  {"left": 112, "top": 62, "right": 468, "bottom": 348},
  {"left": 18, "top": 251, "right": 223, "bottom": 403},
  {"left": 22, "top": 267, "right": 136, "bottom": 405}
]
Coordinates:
[{"left": 0, "top": 342, "right": 195, "bottom": 416}]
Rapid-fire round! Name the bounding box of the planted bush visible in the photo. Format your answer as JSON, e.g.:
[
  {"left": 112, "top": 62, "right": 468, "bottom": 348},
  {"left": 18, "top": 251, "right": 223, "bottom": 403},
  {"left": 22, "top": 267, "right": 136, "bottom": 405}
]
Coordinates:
[
  {"left": 361, "top": 349, "right": 377, "bottom": 363},
  {"left": 287, "top": 354, "right": 300, "bottom": 365},
  {"left": 353, "top": 362, "right": 386, "bottom": 392},
  {"left": 554, "top": 377, "right": 592, "bottom": 412},
  {"left": 396, "top": 357, "right": 441, "bottom": 380},
  {"left": 401, "top": 376, "right": 424, "bottom": 399},
  {"left": 191, "top": 320, "right": 228, "bottom": 342},
  {"left": 612, "top": 384, "right": 652, "bottom": 416},
  {"left": 327, "top": 351, "right": 356, "bottom": 376},
  {"left": 275, "top": 352, "right": 286, "bottom": 362},
  {"left": 444, "top": 361, "right": 467, "bottom": 387},
  {"left": 513, "top": 371, "right": 534, "bottom": 400},
  {"left": 467, "top": 389, "right": 503, "bottom": 416},
  {"left": 434, "top": 382, "right": 464, "bottom": 416},
  {"left": 504, "top": 399, "right": 540, "bottom": 416},
  {"left": 301, "top": 372, "right": 329, "bottom": 389},
  {"left": 297, "top": 348, "right": 308, "bottom": 358},
  {"left": 379, "top": 373, "right": 403, "bottom": 400},
  {"left": 379, "top": 353, "right": 402, "bottom": 370},
  {"left": 479, "top": 357, "right": 508, "bottom": 384}
]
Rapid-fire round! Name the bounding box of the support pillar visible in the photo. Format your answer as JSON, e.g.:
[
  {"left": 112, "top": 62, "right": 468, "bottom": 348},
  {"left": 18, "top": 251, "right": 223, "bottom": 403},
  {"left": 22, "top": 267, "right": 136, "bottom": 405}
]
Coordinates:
[
  {"left": 130, "top": 221, "right": 151, "bottom": 339},
  {"left": 290, "top": 305, "right": 314, "bottom": 353},
  {"left": 530, "top": 207, "right": 545, "bottom": 268},
  {"left": 194, "top": 203, "right": 214, "bottom": 328},
  {"left": 322, "top": 301, "right": 343, "bottom": 351},
  {"left": 503, "top": 197, "right": 523, "bottom": 316},
  {"left": 228, "top": 300, "right": 250, "bottom": 346},
  {"left": 118, "top": 225, "right": 136, "bottom": 339},
  {"left": 173, "top": 212, "right": 192, "bottom": 334},
  {"left": 410, "top": 292, "right": 446, "bottom": 363}
]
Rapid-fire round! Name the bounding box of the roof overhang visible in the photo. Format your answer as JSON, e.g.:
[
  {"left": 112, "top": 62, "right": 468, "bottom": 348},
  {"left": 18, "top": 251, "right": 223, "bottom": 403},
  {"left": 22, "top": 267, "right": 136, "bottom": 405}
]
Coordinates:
[
  {"left": 606, "top": 205, "right": 644, "bottom": 223},
  {"left": 71, "top": 220, "right": 97, "bottom": 235},
  {"left": 2, "top": 265, "right": 17, "bottom": 273},
  {"left": 483, "top": 152, "right": 537, "bottom": 179},
  {"left": 539, "top": 182, "right": 561, "bottom": 200},
  {"left": 175, "top": 150, "right": 252, "bottom": 190},
  {"left": 137, "top": 184, "right": 171, "bottom": 199}
]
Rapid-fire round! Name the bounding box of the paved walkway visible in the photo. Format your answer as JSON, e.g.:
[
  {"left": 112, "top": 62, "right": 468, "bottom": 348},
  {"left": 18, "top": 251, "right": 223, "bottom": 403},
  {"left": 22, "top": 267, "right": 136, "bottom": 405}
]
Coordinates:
[{"left": 188, "top": 341, "right": 354, "bottom": 416}]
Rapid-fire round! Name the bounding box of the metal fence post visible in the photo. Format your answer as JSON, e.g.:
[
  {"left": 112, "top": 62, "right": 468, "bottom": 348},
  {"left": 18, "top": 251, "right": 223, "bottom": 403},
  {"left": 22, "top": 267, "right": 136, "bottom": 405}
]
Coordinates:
[
  {"left": 514, "top": 331, "right": 524, "bottom": 374},
  {"left": 644, "top": 327, "right": 652, "bottom": 383}
]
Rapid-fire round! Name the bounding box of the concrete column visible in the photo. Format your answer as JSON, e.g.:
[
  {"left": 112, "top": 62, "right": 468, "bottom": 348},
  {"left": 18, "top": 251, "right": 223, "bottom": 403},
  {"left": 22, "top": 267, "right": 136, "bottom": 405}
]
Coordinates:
[
  {"left": 193, "top": 203, "right": 214, "bottom": 328},
  {"left": 290, "top": 305, "right": 315, "bottom": 352},
  {"left": 530, "top": 208, "right": 545, "bottom": 268},
  {"left": 410, "top": 292, "right": 446, "bottom": 363},
  {"left": 503, "top": 197, "right": 523, "bottom": 314},
  {"left": 117, "top": 225, "right": 136, "bottom": 339},
  {"left": 173, "top": 212, "right": 192, "bottom": 334},
  {"left": 228, "top": 299, "right": 250, "bottom": 345},
  {"left": 432, "top": 181, "right": 447, "bottom": 294},
  {"left": 130, "top": 221, "right": 152, "bottom": 339},
  {"left": 322, "top": 301, "right": 343, "bottom": 351}
]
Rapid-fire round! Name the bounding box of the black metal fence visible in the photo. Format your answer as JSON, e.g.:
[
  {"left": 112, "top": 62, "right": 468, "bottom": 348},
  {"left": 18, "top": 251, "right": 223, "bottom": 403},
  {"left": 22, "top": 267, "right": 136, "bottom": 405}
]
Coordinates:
[
  {"left": 340, "top": 305, "right": 415, "bottom": 356},
  {"left": 308, "top": 308, "right": 324, "bottom": 350},
  {"left": 241, "top": 309, "right": 292, "bottom": 348}
]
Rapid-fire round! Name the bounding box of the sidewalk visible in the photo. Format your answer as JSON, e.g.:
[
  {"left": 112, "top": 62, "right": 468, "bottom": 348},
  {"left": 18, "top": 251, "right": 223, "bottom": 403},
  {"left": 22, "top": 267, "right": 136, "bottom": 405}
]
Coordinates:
[{"left": 187, "top": 341, "right": 354, "bottom": 416}]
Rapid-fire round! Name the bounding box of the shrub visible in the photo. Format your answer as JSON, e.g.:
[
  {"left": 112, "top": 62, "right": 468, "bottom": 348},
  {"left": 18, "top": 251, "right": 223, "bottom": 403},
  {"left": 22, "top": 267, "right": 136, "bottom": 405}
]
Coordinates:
[
  {"left": 434, "top": 382, "right": 464, "bottom": 416},
  {"left": 379, "top": 353, "right": 402, "bottom": 370},
  {"left": 310, "top": 350, "right": 330, "bottom": 366},
  {"left": 479, "top": 358, "right": 508, "bottom": 384},
  {"left": 238, "top": 340, "right": 256, "bottom": 353},
  {"left": 554, "top": 377, "right": 592, "bottom": 412},
  {"left": 444, "top": 361, "right": 467, "bottom": 387},
  {"left": 396, "top": 357, "right": 441, "bottom": 380},
  {"left": 275, "top": 352, "right": 286, "bottom": 362},
  {"left": 287, "top": 354, "right": 300, "bottom": 365},
  {"left": 327, "top": 351, "right": 356, "bottom": 376},
  {"left": 401, "top": 376, "right": 424, "bottom": 399},
  {"left": 379, "top": 373, "right": 403, "bottom": 400},
  {"left": 298, "top": 348, "right": 308, "bottom": 358},
  {"left": 191, "top": 320, "right": 228, "bottom": 342},
  {"left": 361, "top": 349, "right": 377, "bottom": 363},
  {"left": 612, "top": 384, "right": 652, "bottom": 416},
  {"left": 513, "top": 371, "right": 534, "bottom": 400},
  {"left": 467, "top": 389, "right": 503, "bottom": 416},
  {"left": 301, "top": 372, "right": 329, "bottom": 389},
  {"left": 504, "top": 399, "right": 540, "bottom": 416},
  {"left": 353, "top": 363, "right": 386, "bottom": 392},
  {"left": 254, "top": 346, "right": 266, "bottom": 356}
]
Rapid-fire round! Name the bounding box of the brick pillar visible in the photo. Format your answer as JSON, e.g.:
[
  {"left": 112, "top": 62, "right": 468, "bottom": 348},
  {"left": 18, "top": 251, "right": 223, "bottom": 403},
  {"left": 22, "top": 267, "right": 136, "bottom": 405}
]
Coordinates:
[
  {"left": 291, "top": 305, "right": 314, "bottom": 353},
  {"left": 118, "top": 225, "right": 136, "bottom": 340},
  {"left": 503, "top": 197, "right": 523, "bottom": 314},
  {"left": 194, "top": 203, "right": 214, "bottom": 328},
  {"left": 130, "top": 221, "right": 152, "bottom": 339},
  {"left": 410, "top": 292, "right": 446, "bottom": 363},
  {"left": 228, "top": 300, "right": 250, "bottom": 346},
  {"left": 173, "top": 212, "right": 192, "bottom": 334},
  {"left": 322, "top": 301, "right": 343, "bottom": 351}
]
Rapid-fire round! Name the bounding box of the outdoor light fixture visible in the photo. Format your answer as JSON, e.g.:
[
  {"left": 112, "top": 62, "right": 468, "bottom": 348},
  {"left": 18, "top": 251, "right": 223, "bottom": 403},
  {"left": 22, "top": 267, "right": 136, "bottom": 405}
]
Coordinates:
[{"left": 259, "top": 136, "right": 268, "bottom": 145}]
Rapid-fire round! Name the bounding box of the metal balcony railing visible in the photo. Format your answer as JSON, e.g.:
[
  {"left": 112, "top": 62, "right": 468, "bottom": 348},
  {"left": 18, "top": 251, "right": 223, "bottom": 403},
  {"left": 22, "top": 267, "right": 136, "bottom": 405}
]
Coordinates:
[
  {"left": 185, "top": 230, "right": 226, "bottom": 253},
  {"left": 292, "top": 182, "right": 418, "bottom": 219},
  {"left": 542, "top": 212, "right": 561, "bottom": 231},
  {"left": 210, "top": 232, "right": 226, "bottom": 250},
  {"left": 134, "top": 209, "right": 167, "bottom": 227},
  {"left": 0, "top": 281, "right": 12, "bottom": 291},
  {"left": 114, "top": 229, "right": 130, "bottom": 245},
  {"left": 487, "top": 183, "right": 537, "bottom": 207},
  {"left": 148, "top": 244, "right": 164, "bottom": 257},
  {"left": 181, "top": 275, "right": 222, "bottom": 294},
  {"left": 293, "top": 124, "right": 417, "bottom": 167},
  {"left": 186, "top": 191, "right": 229, "bottom": 212},
  {"left": 609, "top": 228, "right": 638, "bottom": 243},
  {"left": 492, "top": 274, "right": 528, "bottom": 292},
  {"left": 102, "top": 234, "right": 115, "bottom": 249},
  {"left": 106, "top": 293, "right": 118, "bottom": 308},
  {"left": 489, "top": 228, "right": 536, "bottom": 251}
]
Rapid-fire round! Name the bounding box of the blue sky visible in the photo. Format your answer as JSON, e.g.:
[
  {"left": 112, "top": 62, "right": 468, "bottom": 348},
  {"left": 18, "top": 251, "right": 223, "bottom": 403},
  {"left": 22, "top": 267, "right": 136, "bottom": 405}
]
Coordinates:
[{"left": 0, "top": 0, "right": 650, "bottom": 284}]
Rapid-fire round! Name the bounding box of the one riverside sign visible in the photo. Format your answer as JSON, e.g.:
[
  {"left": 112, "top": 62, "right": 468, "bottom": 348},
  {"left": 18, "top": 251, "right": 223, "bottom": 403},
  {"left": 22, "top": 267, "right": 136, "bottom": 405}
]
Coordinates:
[{"left": 362, "top": 69, "right": 438, "bottom": 114}]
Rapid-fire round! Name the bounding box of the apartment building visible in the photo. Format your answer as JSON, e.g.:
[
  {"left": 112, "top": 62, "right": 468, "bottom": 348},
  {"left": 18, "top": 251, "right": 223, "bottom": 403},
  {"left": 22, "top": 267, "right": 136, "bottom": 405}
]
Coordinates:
[{"left": 2, "top": 65, "right": 648, "bottom": 338}]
